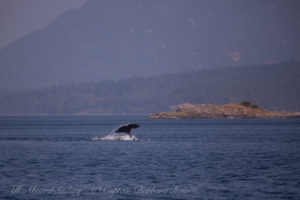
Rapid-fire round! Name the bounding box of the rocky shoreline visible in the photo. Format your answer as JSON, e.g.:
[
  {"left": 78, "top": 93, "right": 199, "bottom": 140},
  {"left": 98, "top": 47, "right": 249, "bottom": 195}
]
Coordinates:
[{"left": 149, "top": 102, "right": 300, "bottom": 119}]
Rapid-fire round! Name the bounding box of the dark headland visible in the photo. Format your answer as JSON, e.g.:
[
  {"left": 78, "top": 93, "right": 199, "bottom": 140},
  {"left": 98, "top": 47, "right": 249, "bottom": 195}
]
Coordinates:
[{"left": 149, "top": 101, "right": 300, "bottom": 119}]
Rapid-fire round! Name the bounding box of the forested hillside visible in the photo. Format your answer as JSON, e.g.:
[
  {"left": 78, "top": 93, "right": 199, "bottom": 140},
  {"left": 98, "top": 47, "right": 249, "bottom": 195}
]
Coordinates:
[
  {"left": 0, "top": 62, "right": 299, "bottom": 114},
  {"left": 1, "top": 0, "right": 299, "bottom": 90}
]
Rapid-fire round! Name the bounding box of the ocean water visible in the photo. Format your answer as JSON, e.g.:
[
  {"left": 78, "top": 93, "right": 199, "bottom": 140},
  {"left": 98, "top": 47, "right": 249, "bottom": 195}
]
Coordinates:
[{"left": 0, "top": 116, "right": 300, "bottom": 200}]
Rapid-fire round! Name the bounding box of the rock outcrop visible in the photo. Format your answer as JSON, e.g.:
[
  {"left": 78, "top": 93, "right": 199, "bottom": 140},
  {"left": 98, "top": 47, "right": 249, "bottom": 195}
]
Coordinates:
[{"left": 149, "top": 102, "right": 300, "bottom": 119}]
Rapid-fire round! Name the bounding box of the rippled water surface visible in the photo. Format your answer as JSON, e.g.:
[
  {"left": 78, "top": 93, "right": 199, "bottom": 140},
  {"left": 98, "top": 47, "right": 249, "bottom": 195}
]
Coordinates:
[{"left": 0, "top": 116, "right": 300, "bottom": 199}]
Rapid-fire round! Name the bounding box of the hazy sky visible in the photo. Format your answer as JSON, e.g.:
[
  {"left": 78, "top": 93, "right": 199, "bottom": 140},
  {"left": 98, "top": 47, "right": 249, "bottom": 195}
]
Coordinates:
[{"left": 0, "top": 0, "right": 88, "bottom": 48}]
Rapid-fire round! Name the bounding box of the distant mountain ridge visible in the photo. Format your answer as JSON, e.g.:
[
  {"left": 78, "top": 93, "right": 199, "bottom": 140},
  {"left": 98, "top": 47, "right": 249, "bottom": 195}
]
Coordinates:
[
  {"left": 0, "top": 62, "right": 299, "bottom": 114},
  {"left": 0, "top": 0, "right": 300, "bottom": 89}
]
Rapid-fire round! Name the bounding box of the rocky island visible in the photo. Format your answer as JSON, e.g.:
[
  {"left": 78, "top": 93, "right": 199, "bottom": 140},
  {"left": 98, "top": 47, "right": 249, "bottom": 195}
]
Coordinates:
[{"left": 149, "top": 101, "right": 300, "bottom": 119}]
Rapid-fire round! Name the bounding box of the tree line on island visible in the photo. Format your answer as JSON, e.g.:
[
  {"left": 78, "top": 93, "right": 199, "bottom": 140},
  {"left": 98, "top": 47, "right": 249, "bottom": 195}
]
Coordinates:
[{"left": 0, "top": 61, "right": 299, "bottom": 114}]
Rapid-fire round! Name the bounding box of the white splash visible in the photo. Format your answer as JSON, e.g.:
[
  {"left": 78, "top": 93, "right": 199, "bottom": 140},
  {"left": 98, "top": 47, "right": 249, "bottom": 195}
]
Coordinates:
[{"left": 91, "top": 133, "right": 138, "bottom": 141}]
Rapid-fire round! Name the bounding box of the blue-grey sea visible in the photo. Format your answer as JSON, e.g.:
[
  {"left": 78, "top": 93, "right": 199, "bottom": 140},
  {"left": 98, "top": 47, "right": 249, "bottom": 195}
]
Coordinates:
[{"left": 0, "top": 116, "right": 300, "bottom": 200}]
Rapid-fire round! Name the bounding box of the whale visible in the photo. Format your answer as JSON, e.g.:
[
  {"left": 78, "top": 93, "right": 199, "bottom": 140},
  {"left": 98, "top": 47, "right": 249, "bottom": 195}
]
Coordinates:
[{"left": 115, "top": 123, "right": 140, "bottom": 138}]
